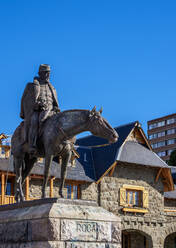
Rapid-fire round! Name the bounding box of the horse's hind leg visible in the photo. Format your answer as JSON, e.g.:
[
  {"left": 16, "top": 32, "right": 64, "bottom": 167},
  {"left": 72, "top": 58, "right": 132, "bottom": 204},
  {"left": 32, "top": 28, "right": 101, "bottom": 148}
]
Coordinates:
[
  {"left": 42, "top": 154, "right": 53, "bottom": 198},
  {"left": 14, "top": 157, "right": 25, "bottom": 202},
  {"left": 22, "top": 154, "right": 37, "bottom": 185},
  {"left": 59, "top": 151, "right": 72, "bottom": 198}
]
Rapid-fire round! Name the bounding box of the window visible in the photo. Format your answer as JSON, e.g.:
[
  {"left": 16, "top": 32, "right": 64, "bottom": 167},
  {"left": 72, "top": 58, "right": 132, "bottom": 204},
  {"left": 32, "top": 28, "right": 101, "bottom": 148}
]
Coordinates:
[
  {"left": 84, "top": 153, "right": 88, "bottom": 162},
  {"left": 167, "top": 129, "right": 175, "bottom": 135},
  {"left": 149, "top": 133, "right": 157, "bottom": 140},
  {"left": 149, "top": 132, "right": 165, "bottom": 140},
  {"left": 65, "top": 184, "right": 80, "bottom": 199},
  {"left": 157, "top": 141, "right": 165, "bottom": 147},
  {"left": 149, "top": 124, "right": 154, "bottom": 130},
  {"left": 158, "top": 131, "right": 165, "bottom": 138},
  {"left": 167, "top": 149, "right": 174, "bottom": 156},
  {"left": 65, "top": 185, "right": 72, "bottom": 199},
  {"left": 1, "top": 147, "right": 5, "bottom": 155},
  {"left": 151, "top": 141, "right": 165, "bottom": 149},
  {"left": 167, "top": 139, "right": 175, "bottom": 145},
  {"left": 2, "top": 178, "right": 14, "bottom": 196},
  {"left": 151, "top": 143, "right": 156, "bottom": 149},
  {"left": 167, "top": 118, "right": 175, "bottom": 125},
  {"left": 6, "top": 182, "right": 12, "bottom": 195},
  {"left": 126, "top": 190, "right": 142, "bottom": 207},
  {"left": 158, "top": 121, "right": 165, "bottom": 127},
  {"left": 120, "top": 185, "right": 149, "bottom": 212},
  {"left": 149, "top": 121, "right": 165, "bottom": 130},
  {"left": 157, "top": 151, "right": 166, "bottom": 157}
]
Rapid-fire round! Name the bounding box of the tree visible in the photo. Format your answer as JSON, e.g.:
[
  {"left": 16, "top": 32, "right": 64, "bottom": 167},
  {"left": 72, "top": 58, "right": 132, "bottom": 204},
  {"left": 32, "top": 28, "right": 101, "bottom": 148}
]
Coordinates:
[{"left": 168, "top": 150, "right": 176, "bottom": 166}]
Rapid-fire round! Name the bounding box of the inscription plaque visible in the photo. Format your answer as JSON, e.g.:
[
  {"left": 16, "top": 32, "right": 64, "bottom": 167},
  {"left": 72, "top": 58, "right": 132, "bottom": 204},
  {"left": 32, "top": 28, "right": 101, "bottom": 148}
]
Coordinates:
[
  {"left": 66, "top": 242, "right": 121, "bottom": 248},
  {"left": 61, "top": 219, "right": 111, "bottom": 242}
]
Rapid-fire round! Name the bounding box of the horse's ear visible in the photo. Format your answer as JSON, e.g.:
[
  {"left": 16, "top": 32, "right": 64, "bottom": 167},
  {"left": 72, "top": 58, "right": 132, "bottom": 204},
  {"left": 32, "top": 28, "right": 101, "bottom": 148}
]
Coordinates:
[
  {"left": 99, "top": 107, "right": 103, "bottom": 114},
  {"left": 91, "top": 106, "right": 96, "bottom": 114}
]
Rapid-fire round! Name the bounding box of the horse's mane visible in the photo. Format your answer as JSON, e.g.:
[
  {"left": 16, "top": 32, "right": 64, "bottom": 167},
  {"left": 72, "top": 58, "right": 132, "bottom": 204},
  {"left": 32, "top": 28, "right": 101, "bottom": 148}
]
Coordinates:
[
  {"left": 60, "top": 109, "right": 90, "bottom": 114},
  {"left": 46, "top": 109, "right": 90, "bottom": 124}
]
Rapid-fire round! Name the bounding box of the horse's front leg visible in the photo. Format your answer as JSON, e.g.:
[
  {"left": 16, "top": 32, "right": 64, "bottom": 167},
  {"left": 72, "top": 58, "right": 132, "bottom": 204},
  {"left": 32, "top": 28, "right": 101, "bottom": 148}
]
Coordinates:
[
  {"left": 42, "top": 154, "right": 53, "bottom": 198},
  {"left": 59, "top": 150, "right": 72, "bottom": 198}
]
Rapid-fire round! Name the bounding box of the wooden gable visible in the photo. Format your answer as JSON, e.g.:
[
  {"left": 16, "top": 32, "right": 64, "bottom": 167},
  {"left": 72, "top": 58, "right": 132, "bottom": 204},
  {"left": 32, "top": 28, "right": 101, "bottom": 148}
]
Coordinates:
[
  {"left": 126, "top": 122, "right": 152, "bottom": 150},
  {"left": 96, "top": 122, "right": 174, "bottom": 192},
  {"left": 124, "top": 123, "right": 174, "bottom": 192},
  {"left": 0, "top": 134, "right": 8, "bottom": 144}
]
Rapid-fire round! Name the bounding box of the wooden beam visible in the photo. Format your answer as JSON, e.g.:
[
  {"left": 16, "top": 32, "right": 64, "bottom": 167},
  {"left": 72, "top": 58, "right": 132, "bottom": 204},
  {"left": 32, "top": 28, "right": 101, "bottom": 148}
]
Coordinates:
[
  {"left": 109, "top": 163, "right": 116, "bottom": 177},
  {"left": 5, "top": 148, "right": 10, "bottom": 158},
  {"left": 155, "top": 168, "right": 162, "bottom": 183},
  {"left": 122, "top": 208, "right": 148, "bottom": 213},
  {"left": 50, "top": 177, "right": 55, "bottom": 198},
  {"left": 71, "top": 184, "right": 74, "bottom": 200},
  {"left": 1, "top": 173, "right": 5, "bottom": 205},
  {"left": 0, "top": 145, "right": 10, "bottom": 149},
  {"left": 77, "top": 185, "right": 81, "bottom": 199},
  {"left": 30, "top": 174, "right": 44, "bottom": 179},
  {"left": 72, "top": 148, "right": 80, "bottom": 158},
  {"left": 123, "top": 184, "right": 145, "bottom": 190},
  {"left": 96, "top": 161, "right": 117, "bottom": 184},
  {"left": 25, "top": 177, "right": 29, "bottom": 201},
  {"left": 0, "top": 134, "right": 8, "bottom": 140},
  {"left": 65, "top": 179, "right": 85, "bottom": 185},
  {"left": 138, "top": 127, "right": 152, "bottom": 150},
  {"left": 164, "top": 209, "right": 176, "bottom": 212},
  {"left": 162, "top": 168, "right": 174, "bottom": 191},
  {"left": 0, "top": 171, "right": 15, "bottom": 177}
]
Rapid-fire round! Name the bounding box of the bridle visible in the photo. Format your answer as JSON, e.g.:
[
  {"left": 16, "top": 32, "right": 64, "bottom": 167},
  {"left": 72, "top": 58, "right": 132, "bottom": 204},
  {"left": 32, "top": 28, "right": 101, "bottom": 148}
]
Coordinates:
[{"left": 58, "top": 111, "right": 113, "bottom": 149}]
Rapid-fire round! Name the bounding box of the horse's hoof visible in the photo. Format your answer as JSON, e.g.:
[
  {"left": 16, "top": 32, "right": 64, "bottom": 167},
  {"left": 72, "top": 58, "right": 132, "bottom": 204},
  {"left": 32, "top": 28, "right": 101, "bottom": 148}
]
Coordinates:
[
  {"left": 20, "top": 196, "right": 25, "bottom": 202},
  {"left": 59, "top": 192, "right": 64, "bottom": 198}
]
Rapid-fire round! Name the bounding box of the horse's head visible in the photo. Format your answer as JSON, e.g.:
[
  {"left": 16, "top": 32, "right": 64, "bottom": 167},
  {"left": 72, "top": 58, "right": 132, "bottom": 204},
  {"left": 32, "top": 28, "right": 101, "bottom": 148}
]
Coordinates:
[{"left": 87, "top": 106, "right": 118, "bottom": 144}]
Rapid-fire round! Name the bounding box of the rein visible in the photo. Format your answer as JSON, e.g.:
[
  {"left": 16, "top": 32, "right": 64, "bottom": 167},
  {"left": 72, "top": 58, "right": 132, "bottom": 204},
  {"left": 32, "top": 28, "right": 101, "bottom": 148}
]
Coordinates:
[
  {"left": 76, "top": 143, "right": 110, "bottom": 148},
  {"left": 58, "top": 126, "right": 69, "bottom": 141}
]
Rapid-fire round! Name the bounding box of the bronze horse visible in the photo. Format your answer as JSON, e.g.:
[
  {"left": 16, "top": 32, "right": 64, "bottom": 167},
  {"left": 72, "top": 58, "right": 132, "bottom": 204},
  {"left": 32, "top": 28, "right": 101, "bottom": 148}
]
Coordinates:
[{"left": 11, "top": 107, "right": 118, "bottom": 201}]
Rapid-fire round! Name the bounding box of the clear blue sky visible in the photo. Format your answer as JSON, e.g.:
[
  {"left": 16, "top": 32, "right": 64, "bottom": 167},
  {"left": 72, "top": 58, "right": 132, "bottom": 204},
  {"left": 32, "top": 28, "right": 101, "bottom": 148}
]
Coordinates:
[{"left": 0, "top": 0, "right": 176, "bottom": 137}]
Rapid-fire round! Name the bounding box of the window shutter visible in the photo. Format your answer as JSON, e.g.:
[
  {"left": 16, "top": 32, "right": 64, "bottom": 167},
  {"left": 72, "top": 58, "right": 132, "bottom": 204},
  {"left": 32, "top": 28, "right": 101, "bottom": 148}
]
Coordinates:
[
  {"left": 143, "top": 190, "right": 149, "bottom": 208},
  {"left": 120, "top": 188, "right": 126, "bottom": 206}
]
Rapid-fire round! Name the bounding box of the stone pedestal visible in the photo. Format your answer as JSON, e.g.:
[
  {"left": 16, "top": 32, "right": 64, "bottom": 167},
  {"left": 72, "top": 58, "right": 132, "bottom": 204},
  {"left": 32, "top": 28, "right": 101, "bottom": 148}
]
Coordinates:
[{"left": 0, "top": 198, "right": 121, "bottom": 247}]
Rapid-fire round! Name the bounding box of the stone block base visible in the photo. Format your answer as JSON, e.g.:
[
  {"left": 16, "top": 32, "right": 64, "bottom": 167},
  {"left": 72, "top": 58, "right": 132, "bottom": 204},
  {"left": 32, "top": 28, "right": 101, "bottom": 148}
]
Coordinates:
[{"left": 0, "top": 198, "right": 121, "bottom": 247}]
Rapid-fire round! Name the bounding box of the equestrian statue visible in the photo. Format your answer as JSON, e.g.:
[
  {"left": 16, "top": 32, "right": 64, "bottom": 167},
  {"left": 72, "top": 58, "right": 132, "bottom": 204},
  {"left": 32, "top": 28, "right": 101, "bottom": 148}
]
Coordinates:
[{"left": 11, "top": 64, "right": 119, "bottom": 202}]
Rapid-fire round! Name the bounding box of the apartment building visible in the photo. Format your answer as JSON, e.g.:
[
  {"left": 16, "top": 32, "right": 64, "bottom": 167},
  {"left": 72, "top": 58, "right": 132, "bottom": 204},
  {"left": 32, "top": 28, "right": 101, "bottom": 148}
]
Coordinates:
[{"left": 147, "top": 113, "right": 176, "bottom": 161}]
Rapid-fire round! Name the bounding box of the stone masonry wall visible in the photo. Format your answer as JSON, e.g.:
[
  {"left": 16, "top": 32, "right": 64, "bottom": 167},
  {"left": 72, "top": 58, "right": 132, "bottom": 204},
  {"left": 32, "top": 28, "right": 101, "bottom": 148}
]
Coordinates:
[
  {"left": 80, "top": 163, "right": 173, "bottom": 247},
  {"left": 29, "top": 178, "right": 50, "bottom": 199},
  {"left": 29, "top": 178, "right": 68, "bottom": 199},
  {"left": 99, "top": 163, "right": 165, "bottom": 217},
  {"left": 80, "top": 183, "right": 98, "bottom": 202},
  {"left": 27, "top": 163, "right": 176, "bottom": 247},
  {"left": 29, "top": 178, "right": 83, "bottom": 199}
]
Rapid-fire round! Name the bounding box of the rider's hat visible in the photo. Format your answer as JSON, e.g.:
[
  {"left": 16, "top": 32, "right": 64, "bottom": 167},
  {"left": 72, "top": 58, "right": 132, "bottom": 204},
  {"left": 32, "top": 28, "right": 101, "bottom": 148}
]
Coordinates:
[{"left": 39, "top": 64, "right": 51, "bottom": 72}]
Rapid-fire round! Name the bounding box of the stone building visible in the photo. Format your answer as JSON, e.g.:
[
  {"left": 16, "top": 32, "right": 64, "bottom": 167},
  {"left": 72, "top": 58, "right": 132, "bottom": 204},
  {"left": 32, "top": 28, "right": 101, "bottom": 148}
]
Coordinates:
[{"left": 1, "top": 122, "right": 176, "bottom": 247}]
